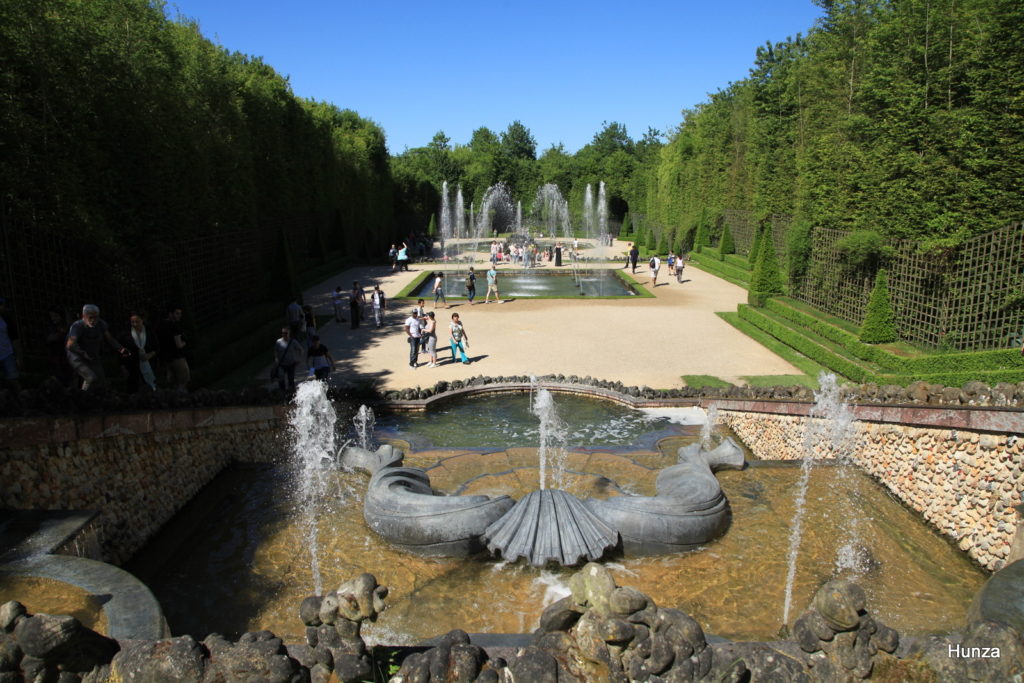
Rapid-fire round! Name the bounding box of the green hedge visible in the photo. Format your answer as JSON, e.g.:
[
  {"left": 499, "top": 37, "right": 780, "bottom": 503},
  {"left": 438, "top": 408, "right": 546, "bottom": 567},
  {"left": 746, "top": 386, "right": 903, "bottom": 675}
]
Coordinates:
[
  {"left": 689, "top": 253, "right": 752, "bottom": 287},
  {"left": 764, "top": 299, "right": 1024, "bottom": 375},
  {"left": 717, "top": 312, "right": 829, "bottom": 378},
  {"left": 739, "top": 304, "right": 1024, "bottom": 386},
  {"left": 723, "top": 254, "right": 752, "bottom": 271}
]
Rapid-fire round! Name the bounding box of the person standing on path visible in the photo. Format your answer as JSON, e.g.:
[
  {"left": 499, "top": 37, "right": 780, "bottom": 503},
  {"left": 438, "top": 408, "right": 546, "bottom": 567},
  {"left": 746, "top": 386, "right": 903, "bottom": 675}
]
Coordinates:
[
  {"left": 66, "top": 304, "right": 129, "bottom": 391},
  {"left": 422, "top": 311, "right": 439, "bottom": 367},
  {"left": 307, "top": 335, "right": 334, "bottom": 381},
  {"left": 389, "top": 244, "right": 398, "bottom": 272},
  {"left": 465, "top": 267, "right": 477, "bottom": 304},
  {"left": 432, "top": 272, "right": 448, "bottom": 309},
  {"left": 624, "top": 243, "right": 632, "bottom": 269},
  {"left": 675, "top": 253, "right": 686, "bottom": 283},
  {"left": 272, "top": 327, "right": 301, "bottom": 392},
  {"left": 629, "top": 244, "right": 640, "bottom": 273},
  {"left": 331, "top": 286, "right": 346, "bottom": 323},
  {"left": 121, "top": 311, "right": 158, "bottom": 393},
  {"left": 404, "top": 308, "right": 423, "bottom": 368},
  {"left": 370, "top": 285, "right": 386, "bottom": 327},
  {"left": 157, "top": 305, "right": 190, "bottom": 392},
  {"left": 397, "top": 242, "right": 410, "bottom": 271},
  {"left": 484, "top": 265, "right": 502, "bottom": 304},
  {"left": 350, "top": 281, "right": 366, "bottom": 329},
  {"left": 0, "top": 296, "right": 21, "bottom": 392},
  {"left": 449, "top": 312, "right": 470, "bottom": 364},
  {"left": 649, "top": 254, "right": 661, "bottom": 287}
]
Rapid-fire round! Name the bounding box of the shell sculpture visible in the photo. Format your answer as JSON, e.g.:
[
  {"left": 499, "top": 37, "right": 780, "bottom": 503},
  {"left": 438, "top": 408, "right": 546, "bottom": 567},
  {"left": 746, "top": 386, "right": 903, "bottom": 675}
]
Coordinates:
[{"left": 483, "top": 489, "right": 619, "bottom": 567}]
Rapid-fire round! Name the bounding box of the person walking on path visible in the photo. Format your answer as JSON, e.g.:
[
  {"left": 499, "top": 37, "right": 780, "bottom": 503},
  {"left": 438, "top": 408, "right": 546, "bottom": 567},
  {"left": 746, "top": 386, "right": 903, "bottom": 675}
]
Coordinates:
[
  {"left": 121, "top": 311, "right": 158, "bottom": 393},
  {"left": 66, "top": 304, "right": 129, "bottom": 391},
  {"left": 404, "top": 308, "right": 423, "bottom": 368},
  {"left": 422, "top": 311, "right": 440, "bottom": 367},
  {"left": 350, "top": 281, "right": 366, "bottom": 329},
  {"left": 370, "top": 285, "right": 387, "bottom": 327},
  {"left": 331, "top": 286, "right": 346, "bottom": 323},
  {"left": 272, "top": 327, "right": 302, "bottom": 392},
  {"left": 307, "top": 335, "right": 334, "bottom": 381},
  {"left": 465, "top": 267, "right": 477, "bottom": 304},
  {"left": 484, "top": 265, "right": 502, "bottom": 304},
  {"left": 389, "top": 244, "right": 398, "bottom": 272},
  {"left": 675, "top": 253, "right": 686, "bottom": 283},
  {"left": 449, "top": 312, "right": 470, "bottom": 364},
  {"left": 286, "top": 295, "right": 304, "bottom": 338},
  {"left": 397, "top": 242, "right": 410, "bottom": 271},
  {"left": 157, "top": 305, "right": 191, "bottom": 392},
  {"left": 649, "top": 254, "right": 661, "bottom": 287},
  {"left": 629, "top": 243, "right": 640, "bottom": 274},
  {"left": 432, "top": 272, "right": 448, "bottom": 309},
  {"left": 0, "top": 296, "right": 21, "bottom": 392}
]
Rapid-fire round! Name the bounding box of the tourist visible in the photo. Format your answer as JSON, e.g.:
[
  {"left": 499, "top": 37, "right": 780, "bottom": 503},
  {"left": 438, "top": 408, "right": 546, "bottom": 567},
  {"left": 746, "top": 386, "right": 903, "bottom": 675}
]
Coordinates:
[
  {"left": 649, "top": 254, "right": 661, "bottom": 287},
  {"left": 350, "top": 281, "right": 365, "bottom": 329},
  {"left": 157, "top": 305, "right": 191, "bottom": 392},
  {"left": 0, "top": 296, "right": 20, "bottom": 392},
  {"left": 449, "top": 312, "right": 470, "bottom": 364},
  {"left": 286, "top": 295, "right": 304, "bottom": 338},
  {"left": 624, "top": 243, "right": 632, "bottom": 269},
  {"left": 45, "top": 307, "right": 73, "bottom": 387},
  {"left": 389, "top": 244, "right": 398, "bottom": 272},
  {"left": 667, "top": 251, "right": 676, "bottom": 274},
  {"left": 404, "top": 308, "right": 423, "bottom": 368},
  {"left": 484, "top": 265, "right": 501, "bottom": 304},
  {"left": 307, "top": 335, "right": 334, "bottom": 381},
  {"left": 302, "top": 305, "right": 316, "bottom": 351},
  {"left": 629, "top": 243, "right": 640, "bottom": 273},
  {"left": 465, "top": 267, "right": 477, "bottom": 304},
  {"left": 66, "top": 304, "right": 129, "bottom": 391},
  {"left": 413, "top": 298, "right": 427, "bottom": 319},
  {"left": 397, "top": 242, "right": 410, "bottom": 271},
  {"left": 121, "top": 311, "right": 158, "bottom": 393},
  {"left": 331, "top": 286, "right": 346, "bottom": 323},
  {"left": 675, "top": 253, "right": 686, "bottom": 283},
  {"left": 272, "top": 327, "right": 302, "bottom": 392},
  {"left": 555, "top": 243, "right": 563, "bottom": 267},
  {"left": 423, "top": 311, "right": 439, "bottom": 367},
  {"left": 432, "top": 272, "right": 448, "bottom": 309},
  {"left": 370, "top": 284, "right": 386, "bottom": 327}
]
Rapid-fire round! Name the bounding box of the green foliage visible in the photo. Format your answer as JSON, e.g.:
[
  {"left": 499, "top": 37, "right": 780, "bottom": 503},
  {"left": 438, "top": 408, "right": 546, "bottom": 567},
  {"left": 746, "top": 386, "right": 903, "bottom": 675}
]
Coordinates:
[
  {"left": 748, "top": 225, "right": 784, "bottom": 306},
  {"left": 645, "top": 228, "right": 657, "bottom": 251},
  {"left": 693, "top": 221, "right": 707, "bottom": 254},
  {"left": 427, "top": 214, "right": 437, "bottom": 238},
  {"left": 681, "top": 375, "right": 734, "bottom": 389},
  {"left": 785, "top": 220, "right": 814, "bottom": 286},
  {"left": 748, "top": 222, "right": 765, "bottom": 266},
  {"left": 859, "top": 269, "right": 899, "bottom": 343},
  {"left": 835, "top": 230, "right": 893, "bottom": 271},
  {"left": 619, "top": 213, "right": 632, "bottom": 240},
  {"left": 719, "top": 224, "right": 736, "bottom": 255}
]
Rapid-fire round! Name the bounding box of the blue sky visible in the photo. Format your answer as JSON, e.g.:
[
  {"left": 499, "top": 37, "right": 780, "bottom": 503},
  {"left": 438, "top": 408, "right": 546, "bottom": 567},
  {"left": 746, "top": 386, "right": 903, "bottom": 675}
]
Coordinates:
[{"left": 167, "top": 1, "right": 824, "bottom": 155}]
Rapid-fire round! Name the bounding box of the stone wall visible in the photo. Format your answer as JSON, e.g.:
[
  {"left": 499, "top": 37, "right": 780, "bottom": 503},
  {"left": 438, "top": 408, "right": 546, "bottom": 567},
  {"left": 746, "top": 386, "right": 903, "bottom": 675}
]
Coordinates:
[
  {"left": 0, "top": 406, "right": 287, "bottom": 565},
  {"left": 714, "top": 400, "right": 1024, "bottom": 571}
]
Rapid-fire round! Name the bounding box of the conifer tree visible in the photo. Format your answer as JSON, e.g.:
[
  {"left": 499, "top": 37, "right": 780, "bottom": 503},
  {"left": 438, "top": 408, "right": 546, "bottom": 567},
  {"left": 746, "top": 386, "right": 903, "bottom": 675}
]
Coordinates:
[
  {"left": 693, "top": 221, "right": 707, "bottom": 254},
  {"left": 748, "top": 222, "right": 764, "bottom": 266},
  {"left": 748, "top": 224, "right": 784, "bottom": 306},
  {"left": 646, "top": 227, "right": 657, "bottom": 251},
  {"left": 859, "top": 269, "right": 899, "bottom": 343},
  {"left": 619, "top": 213, "right": 632, "bottom": 240},
  {"left": 427, "top": 214, "right": 437, "bottom": 239},
  {"left": 720, "top": 224, "right": 736, "bottom": 255}
]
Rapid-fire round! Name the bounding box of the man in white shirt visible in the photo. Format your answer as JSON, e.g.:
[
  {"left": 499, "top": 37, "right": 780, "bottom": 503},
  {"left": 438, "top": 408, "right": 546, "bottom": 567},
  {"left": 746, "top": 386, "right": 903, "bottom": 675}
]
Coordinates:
[
  {"left": 649, "top": 255, "right": 661, "bottom": 287},
  {"left": 404, "top": 309, "right": 422, "bottom": 368}
]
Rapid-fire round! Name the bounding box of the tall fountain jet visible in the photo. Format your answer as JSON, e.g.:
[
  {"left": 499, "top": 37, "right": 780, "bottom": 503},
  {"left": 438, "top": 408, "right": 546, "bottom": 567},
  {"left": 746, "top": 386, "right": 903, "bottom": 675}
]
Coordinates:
[
  {"left": 534, "top": 184, "right": 571, "bottom": 241},
  {"left": 583, "top": 184, "right": 594, "bottom": 239},
  {"left": 597, "top": 181, "right": 608, "bottom": 238},
  {"left": 454, "top": 186, "right": 465, "bottom": 239},
  {"left": 439, "top": 181, "right": 452, "bottom": 260}
]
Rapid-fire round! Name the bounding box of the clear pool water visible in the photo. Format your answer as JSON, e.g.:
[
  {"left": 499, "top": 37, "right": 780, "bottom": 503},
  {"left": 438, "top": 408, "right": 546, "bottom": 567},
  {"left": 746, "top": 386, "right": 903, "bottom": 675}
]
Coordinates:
[{"left": 409, "top": 269, "right": 636, "bottom": 298}]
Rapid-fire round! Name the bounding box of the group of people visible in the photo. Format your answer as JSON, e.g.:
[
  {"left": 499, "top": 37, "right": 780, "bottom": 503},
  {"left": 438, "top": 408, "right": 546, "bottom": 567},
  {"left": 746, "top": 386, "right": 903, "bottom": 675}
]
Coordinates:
[
  {"left": 330, "top": 282, "right": 387, "bottom": 329},
  {"left": 0, "top": 297, "right": 191, "bottom": 395},
  {"left": 404, "top": 303, "right": 470, "bottom": 368},
  {"left": 625, "top": 243, "right": 687, "bottom": 286}
]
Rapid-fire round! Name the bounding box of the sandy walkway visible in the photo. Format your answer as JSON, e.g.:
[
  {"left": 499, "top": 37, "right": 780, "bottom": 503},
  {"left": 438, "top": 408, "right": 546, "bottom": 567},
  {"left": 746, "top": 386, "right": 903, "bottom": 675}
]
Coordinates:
[{"left": 283, "top": 241, "right": 798, "bottom": 391}]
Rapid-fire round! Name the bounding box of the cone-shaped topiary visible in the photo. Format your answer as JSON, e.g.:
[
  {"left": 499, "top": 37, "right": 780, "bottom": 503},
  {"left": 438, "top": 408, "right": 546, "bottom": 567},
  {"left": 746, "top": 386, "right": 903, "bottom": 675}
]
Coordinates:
[
  {"left": 693, "top": 221, "right": 707, "bottom": 254},
  {"left": 748, "top": 221, "right": 764, "bottom": 265},
  {"left": 748, "top": 224, "right": 784, "bottom": 307},
  {"left": 720, "top": 224, "right": 736, "bottom": 255},
  {"left": 619, "top": 213, "right": 632, "bottom": 240},
  {"left": 860, "top": 269, "right": 899, "bottom": 343},
  {"left": 646, "top": 228, "right": 657, "bottom": 251},
  {"left": 427, "top": 213, "right": 437, "bottom": 238}
]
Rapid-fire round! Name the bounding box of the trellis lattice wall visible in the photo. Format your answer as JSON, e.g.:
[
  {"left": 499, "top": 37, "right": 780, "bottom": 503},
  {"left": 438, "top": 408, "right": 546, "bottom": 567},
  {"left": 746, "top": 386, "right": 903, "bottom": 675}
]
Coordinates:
[{"left": 797, "top": 223, "right": 1024, "bottom": 351}]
